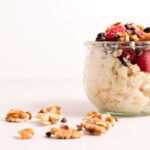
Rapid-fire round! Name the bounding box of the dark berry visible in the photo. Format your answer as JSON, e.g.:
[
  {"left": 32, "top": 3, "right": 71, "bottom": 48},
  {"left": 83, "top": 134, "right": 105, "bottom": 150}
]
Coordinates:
[
  {"left": 61, "top": 117, "right": 67, "bottom": 123},
  {"left": 95, "top": 32, "right": 106, "bottom": 41},
  {"left": 135, "top": 48, "right": 142, "bottom": 55},
  {"left": 45, "top": 131, "right": 51, "bottom": 137},
  {"left": 76, "top": 125, "right": 83, "bottom": 131},
  {"left": 144, "top": 27, "right": 150, "bottom": 33}
]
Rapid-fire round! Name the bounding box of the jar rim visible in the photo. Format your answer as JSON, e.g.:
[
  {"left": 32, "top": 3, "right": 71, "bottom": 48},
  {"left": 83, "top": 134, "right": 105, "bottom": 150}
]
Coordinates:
[{"left": 85, "top": 41, "right": 150, "bottom": 48}]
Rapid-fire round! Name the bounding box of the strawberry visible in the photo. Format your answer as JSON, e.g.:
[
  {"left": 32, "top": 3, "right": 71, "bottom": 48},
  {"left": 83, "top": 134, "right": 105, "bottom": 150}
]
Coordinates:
[
  {"left": 105, "top": 25, "right": 126, "bottom": 41},
  {"left": 121, "top": 49, "right": 136, "bottom": 62},
  {"left": 135, "top": 50, "right": 150, "bottom": 73}
]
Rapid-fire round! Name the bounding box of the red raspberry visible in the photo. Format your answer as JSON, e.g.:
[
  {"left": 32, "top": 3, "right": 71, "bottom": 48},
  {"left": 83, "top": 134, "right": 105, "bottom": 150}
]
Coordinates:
[
  {"left": 121, "top": 49, "right": 136, "bottom": 62},
  {"left": 106, "top": 25, "right": 126, "bottom": 41},
  {"left": 135, "top": 50, "right": 150, "bottom": 73}
]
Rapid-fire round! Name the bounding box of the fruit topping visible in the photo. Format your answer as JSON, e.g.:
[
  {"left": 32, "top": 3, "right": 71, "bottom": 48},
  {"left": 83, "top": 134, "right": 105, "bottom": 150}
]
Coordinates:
[
  {"left": 135, "top": 50, "right": 150, "bottom": 73},
  {"left": 121, "top": 49, "right": 136, "bottom": 62},
  {"left": 105, "top": 25, "right": 126, "bottom": 41},
  {"left": 95, "top": 22, "right": 150, "bottom": 42}
]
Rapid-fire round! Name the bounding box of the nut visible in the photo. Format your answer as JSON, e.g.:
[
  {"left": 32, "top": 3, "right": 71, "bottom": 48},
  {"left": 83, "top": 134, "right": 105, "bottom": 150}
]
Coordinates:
[
  {"left": 38, "top": 106, "right": 61, "bottom": 114},
  {"left": 5, "top": 109, "right": 32, "bottom": 123},
  {"left": 130, "top": 34, "right": 140, "bottom": 41},
  {"left": 136, "top": 24, "right": 144, "bottom": 31},
  {"left": 112, "top": 49, "right": 123, "bottom": 58},
  {"left": 37, "top": 106, "right": 62, "bottom": 125},
  {"left": 50, "top": 124, "right": 83, "bottom": 139},
  {"left": 81, "top": 111, "right": 116, "bottom": 135},
  {"left": 18, "top": 128, "right": 34, "bottom": 139},
  {"left": 80, "top": 121, "right": 106, "bottom": 135}
]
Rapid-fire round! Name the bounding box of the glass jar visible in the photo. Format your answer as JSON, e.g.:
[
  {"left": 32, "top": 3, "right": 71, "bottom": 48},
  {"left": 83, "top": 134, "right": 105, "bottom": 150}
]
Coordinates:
[{"left": 84, "top": 41, "right": 150, "bottom": 116}]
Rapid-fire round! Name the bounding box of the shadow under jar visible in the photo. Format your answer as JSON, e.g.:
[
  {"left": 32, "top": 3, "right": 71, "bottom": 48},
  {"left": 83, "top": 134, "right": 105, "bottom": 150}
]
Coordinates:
[{"left": 84, "top": 41, "right": 150, "bottom": 116}]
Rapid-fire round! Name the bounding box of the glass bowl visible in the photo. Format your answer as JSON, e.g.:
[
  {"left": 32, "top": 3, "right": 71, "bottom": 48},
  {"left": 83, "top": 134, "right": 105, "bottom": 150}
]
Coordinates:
[{"left": 84, "top": 41, "right": 150, "bottom": 116}]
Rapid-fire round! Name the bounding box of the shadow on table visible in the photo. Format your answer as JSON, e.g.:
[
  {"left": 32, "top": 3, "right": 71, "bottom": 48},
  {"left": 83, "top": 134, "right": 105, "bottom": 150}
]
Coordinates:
[
  {"left": 27, "top": 98, "right": 97, "bottom": 127},
  {"left": 32, "top": 98, "right": 97, "bottom": 117}
]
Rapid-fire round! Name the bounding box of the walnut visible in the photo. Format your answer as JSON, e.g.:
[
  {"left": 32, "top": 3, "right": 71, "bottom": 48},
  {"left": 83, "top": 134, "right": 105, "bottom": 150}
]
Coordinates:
[
  {"left": 5, "top": 109, "right": 32, "bottom": 123},
  {"left": 86, "top": 111, "right": 102, "bottom": 119},
  {"left": 112, "top": 22, "right": 122, "bottom": 26},
  {"left": 37, "top": 106, "right": 62, "bottom": 125},
  {"left": 38, "top": 106, "right": 61, "bottom": 113},
  {"left": 80, "top": 121, "right": 107, "bottom": 135},
  {"left": 85, "top": 111, "right": 115, "bottom": 124},
  {"left": 50, "top": 124, "right": 83, "bottom": 139},
  {"left": 112, "top": 49, "right": 123, "bottom": 58},
  {"left": 18, "top": 128, "right": 35, "bottom": 139},
  {"left": 130, "top": 34, "right": 140, "bottom": 41},
  {"left": 136, "top": 24, "right": 144, "bottom": 31},
  {"left": 81, "top": 111, "right": 116, "bottom": 135}
]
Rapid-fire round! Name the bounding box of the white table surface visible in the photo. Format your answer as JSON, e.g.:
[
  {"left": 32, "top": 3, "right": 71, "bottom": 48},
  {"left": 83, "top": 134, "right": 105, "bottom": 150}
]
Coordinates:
[{"left": 0, "top": 79, "right": 150, "bottom": 150}]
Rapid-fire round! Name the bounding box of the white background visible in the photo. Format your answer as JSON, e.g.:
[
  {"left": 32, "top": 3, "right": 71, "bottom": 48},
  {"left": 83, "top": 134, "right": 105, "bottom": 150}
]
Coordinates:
[
  {"left": 0, "top": 0, "right": 150, "bottom": 79},
  {"left": 1, "top": 2, "right": 150, "bottom": 149}
]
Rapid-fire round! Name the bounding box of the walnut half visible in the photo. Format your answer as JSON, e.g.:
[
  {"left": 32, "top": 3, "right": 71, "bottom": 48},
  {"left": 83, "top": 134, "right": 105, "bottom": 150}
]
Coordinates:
[
  {"left": 50, "top": 124, "right": 83, "bottom": 139},
  {"left": 5, "top": 109, "right": 32, "bottom": 123},
  {"left": 18, "top": 128, "right": 35, "bottom": 139},
  {"left": 81, "top": 111, "right": 116, "bottom": 135},
  {"left": 37, "top": 106, "right": 62, "bottom": 125}
]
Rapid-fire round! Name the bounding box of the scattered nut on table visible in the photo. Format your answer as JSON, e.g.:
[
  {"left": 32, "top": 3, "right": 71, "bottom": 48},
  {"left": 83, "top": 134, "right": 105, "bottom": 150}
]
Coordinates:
[
  {"left": 48, "top": 124, "right": 83, "bottom": 139},
  {"left": 18, "top": 128, "right": 35, "bottom": 139},
  {"left": 5, "top": 109, "right": 32, "bottom": 123},
  {"left": 5, "top": 106, "right": 118, "bottom": 140},
  {"left": 37, "top": 105, "right": 62, "bottom": 125},
  {"left": 80, "top": 111, "right": 116, "bottom": 135}
]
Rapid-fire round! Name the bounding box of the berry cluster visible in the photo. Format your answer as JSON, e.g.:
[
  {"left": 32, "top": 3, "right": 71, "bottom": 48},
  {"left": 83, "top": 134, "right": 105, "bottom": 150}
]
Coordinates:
[
  {"left": 119, "top": 48, "right": 150, "bottom": 73},
  {"left": 95, "top": 22, "right": 150, "bottom": 73}
]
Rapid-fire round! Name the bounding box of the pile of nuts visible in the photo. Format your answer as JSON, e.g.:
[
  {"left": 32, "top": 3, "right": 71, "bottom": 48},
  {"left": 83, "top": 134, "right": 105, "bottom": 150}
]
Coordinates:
[{"left": 5, "top": 106, "right": 117, "bottom": 140}]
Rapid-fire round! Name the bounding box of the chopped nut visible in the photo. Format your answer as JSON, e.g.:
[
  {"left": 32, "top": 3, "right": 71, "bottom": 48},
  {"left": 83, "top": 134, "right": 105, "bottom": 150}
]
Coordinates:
[
  {"left": 81, "top": 121, "right": 106, "bottom": 135},
  {"left": 81, "top": 111, "right": 116, "bottom": 135},
  {"left": 50, "top": 125, "right": 83, "bottom": 139},
  {"left": 129, "top": 64, "right": 141, "bottom": 74},
  {"left": 38, "top": 106, "right": 61, "bottom": 113},
  {"left": 5, "top": 109, "right": 32, "bottom": 123},
  {"left": 112, "top": 22, "right": 122, "bottom": 26},
  {"left": 18, "top": 128, "right": 34, "bottom": 139},
  {"left": 130, "top": 34, "right": 140, "bottom": 41},
  {"left": 136, "top": 24, "right": 144, "bottom": 31},
  {"left": 37, "top": 106, "right": 62, "bottom": 125},
  {"left": 112, "top": 49, "right": 123, "bottom": 57}
]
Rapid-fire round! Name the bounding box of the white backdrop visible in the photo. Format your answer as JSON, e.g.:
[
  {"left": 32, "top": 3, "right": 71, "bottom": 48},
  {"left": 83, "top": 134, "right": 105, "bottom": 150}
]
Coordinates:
[{"left": 0, "top": 0, "right": 150, "bottom": 79}]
